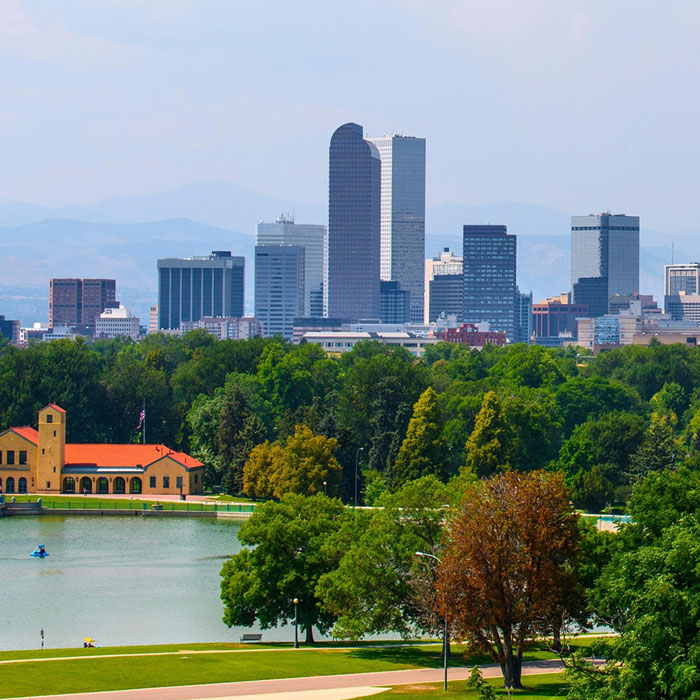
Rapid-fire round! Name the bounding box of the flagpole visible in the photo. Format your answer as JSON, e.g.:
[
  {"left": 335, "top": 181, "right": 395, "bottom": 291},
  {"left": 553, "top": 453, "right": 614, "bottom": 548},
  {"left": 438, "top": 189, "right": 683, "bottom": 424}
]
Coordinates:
[{"left": 142, "top": 398, "right": 146, "bottom": 445}]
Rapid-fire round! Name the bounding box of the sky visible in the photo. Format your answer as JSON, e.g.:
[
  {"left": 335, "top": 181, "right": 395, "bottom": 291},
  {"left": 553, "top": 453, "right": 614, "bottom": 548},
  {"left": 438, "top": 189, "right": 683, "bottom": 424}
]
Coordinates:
[{"left": 2, "top": 0, "right": 700, "bottom": 232}]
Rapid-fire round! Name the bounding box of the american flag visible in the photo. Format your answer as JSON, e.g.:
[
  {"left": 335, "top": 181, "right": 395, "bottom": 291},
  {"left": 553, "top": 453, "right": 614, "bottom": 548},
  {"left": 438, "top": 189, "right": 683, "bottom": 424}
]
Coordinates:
[{"left": 137, "top": 405, "right": 145, "bottom": 429}]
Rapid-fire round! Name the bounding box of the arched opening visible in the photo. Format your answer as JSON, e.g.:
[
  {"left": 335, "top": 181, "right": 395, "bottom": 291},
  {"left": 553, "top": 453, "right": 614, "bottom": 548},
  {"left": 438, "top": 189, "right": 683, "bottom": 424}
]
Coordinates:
[
  {"left": 129, "top": 477, "right": 142, "bottom": 494},
  {"left": 96, "top": 477, "right": 108, "bottom": 494},
  {"left": 6, "top": 477, "right": 15, "bottom": 493},
  {"left": 80, "top": 477, "right": 93, "bottom": 494},
  {"left": 113, "top": 477, "right": 126, "bottom": 494},
  {"left": 18, "top": 477, "right": 27, "bottom": 493},
  {"left": 63, "top": 477, "right": 76, "bottom": 493},
  {"left": 0, "top": 477, "right": 3, "bottom": 493}
]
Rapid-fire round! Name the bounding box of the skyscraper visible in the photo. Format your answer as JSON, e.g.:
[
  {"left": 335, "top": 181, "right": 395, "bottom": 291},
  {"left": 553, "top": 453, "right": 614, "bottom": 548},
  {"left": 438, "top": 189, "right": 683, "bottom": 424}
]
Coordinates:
[
  {"left": 462, "top": 225, "right": 517, "bottom": 339},
  {"left": 255, "top": 245, "right": 305, "bottom": 339},
  {"left": 157, "top": 251, "right": 244, "bottom": 330},
  {"left": 425, "top": 248, "right": 463, "bottom": 322},
  {"left": 327, "top": 122, "right": 381, "bottom": 320},
  {"left": 49, "top": 278, "right": 117, "bottom": 331},
  {"left": 366, "top": 134, "right": 426, "bottom": 323},
  {"left": 571, "top": 213, "right": 640, "bottom": 315},
  {"left": 665, "top": 263, "right": 700, "bottom": 296},
  {"left": 256, "top": 215, "right": 326, "bottom": 317}
]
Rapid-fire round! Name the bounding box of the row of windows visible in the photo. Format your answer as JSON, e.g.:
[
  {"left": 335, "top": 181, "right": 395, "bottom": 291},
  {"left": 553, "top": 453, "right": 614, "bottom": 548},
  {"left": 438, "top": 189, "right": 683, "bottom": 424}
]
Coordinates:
[
  {"left": 0, "top": 450, "right": 27, "bottom": 466},
  {"left": 0, "top": 477, "right": 27, "bottom": 493}
]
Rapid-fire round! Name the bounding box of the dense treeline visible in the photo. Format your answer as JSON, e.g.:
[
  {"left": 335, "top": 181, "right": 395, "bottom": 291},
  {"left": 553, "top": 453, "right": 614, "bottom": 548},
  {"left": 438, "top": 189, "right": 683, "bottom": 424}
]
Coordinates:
[{"left": 3, "top": 332, "right": 700, "bottom": 509}]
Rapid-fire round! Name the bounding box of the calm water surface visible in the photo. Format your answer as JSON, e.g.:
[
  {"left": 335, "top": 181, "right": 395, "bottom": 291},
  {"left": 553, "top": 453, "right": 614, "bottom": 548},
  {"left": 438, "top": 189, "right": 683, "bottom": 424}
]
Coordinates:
[{"left": 0, "top": 515, "right": 274, "bottom": 650}]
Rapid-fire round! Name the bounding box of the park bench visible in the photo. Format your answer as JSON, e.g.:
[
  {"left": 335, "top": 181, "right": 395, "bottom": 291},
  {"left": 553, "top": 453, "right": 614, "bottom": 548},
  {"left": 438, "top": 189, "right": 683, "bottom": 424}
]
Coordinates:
[{"left": 240, "top": 633, "right": 263, "bottom": 643}]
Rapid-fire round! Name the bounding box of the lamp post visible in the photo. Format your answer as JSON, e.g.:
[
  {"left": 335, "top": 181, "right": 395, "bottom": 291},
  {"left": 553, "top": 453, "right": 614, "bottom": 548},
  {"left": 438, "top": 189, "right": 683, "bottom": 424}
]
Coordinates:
[
  {"left": 416, "top": 551, "right": 448, "bottom": 692},
  {"left": 354, "top": 447, "right": 365, "bottom": 507},
  {"left": 293, "top": 598, "right": 299, "bottom": 648},
  {"left": 323, "top": 481, "right": 327, "bottom": 497}
]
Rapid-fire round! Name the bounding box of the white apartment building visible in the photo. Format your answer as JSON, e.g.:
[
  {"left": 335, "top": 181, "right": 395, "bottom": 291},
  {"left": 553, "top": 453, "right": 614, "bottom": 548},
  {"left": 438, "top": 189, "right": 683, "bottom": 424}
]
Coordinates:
[{"left": 95, "top": 306, "right": 140, "bottom": 340}]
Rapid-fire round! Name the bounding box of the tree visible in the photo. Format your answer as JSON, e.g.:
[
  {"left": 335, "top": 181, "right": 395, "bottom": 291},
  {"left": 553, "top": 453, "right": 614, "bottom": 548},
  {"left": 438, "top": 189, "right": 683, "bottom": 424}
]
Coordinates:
[
  {"left": 220, "top": 494, "right": 346, "bottom": 643},
  {"left": 627, "top": 412, "right": 682, "bottom": 482},
  {"left": 437, "top": 471, "right": 582, "bottom": 689},
  {"left": 568, "top": 518, "right": 700, "bottom": 700},
  {"left": 242, "top": 426, "right": 342, "bottom": 499},
  {"left": 318, "top": 476, "right": 451, "bottom": 640},
  {"left": 242, "top": 441, "right": 282, "bottom": 499},
  {"left": 393, "top": 388, "right": 448, "bottom": 488},
  {"left": 273, "top": 425, "right": 342, "bottom": 497},
  {"left": 463, "top": 391, "right": 515, "bottom": 476}
]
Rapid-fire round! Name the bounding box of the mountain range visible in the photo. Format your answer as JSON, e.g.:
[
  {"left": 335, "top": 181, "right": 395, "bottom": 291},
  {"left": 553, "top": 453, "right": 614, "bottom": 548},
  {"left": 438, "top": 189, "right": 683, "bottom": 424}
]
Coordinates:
[{"left": 0, "top": 181, "right": 693, "bottom": 325}]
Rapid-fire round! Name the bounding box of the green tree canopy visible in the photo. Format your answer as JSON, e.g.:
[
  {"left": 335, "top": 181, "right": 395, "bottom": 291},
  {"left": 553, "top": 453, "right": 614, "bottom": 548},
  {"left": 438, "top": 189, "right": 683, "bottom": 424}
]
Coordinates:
[
  {"left": 464, "top": 391, "right": 515, "bottom": 476},
  {"left": 221, "top": 494, "right": 347, "bottom": 642},
  {"left": 393, "top": 387, "right": 448, "bottom": 488}
]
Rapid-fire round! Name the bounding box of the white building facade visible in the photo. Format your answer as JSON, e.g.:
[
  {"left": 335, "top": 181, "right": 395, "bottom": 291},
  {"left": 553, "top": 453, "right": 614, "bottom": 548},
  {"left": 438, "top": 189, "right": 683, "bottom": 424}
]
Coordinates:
[{"left": 95, "top": 306, "right": 140, "bottom": 340}]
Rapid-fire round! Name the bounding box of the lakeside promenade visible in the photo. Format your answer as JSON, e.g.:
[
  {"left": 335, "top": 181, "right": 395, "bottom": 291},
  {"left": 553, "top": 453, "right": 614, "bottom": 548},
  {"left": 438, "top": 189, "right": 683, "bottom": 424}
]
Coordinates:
[{"left": 8, "top": 659, "right": 565, "bottom": 699}]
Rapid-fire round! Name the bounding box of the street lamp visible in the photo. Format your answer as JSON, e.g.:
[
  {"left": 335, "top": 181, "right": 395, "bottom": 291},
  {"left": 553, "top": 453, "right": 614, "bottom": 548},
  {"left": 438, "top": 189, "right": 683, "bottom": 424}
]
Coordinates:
[
  {"left": 354, "top": 447, "right": 365, "bottom": 507},
  {"left": 416, "top": 551, "right": 448, "bottom": 692},
  {"left": 323, "top": 480, "right": 327, "bottom": 497},
  {"left": 293, "top": 598, "right": 299, "bottom": 648}
]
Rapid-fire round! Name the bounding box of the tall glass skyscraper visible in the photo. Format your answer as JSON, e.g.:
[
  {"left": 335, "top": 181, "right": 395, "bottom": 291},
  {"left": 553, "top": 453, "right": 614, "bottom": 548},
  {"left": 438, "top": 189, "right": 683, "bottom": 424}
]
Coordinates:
[
  {"left": 254, "top": 245, "right": 305, "bottom": 340},
  {"left": 571, "top": 213, "right": 639, "bottom": 316},
  {"left": 366, "top": 134, "right": 426, "bottom": 323},
  {"left": 327, "top": 123, "right": 381, "bottom": 320},
  {"left": 256, "top": 215, "right": 325, "bottom": 317},
  {"left": 462, "top": 225, "right": 517, "bottom": 340}
]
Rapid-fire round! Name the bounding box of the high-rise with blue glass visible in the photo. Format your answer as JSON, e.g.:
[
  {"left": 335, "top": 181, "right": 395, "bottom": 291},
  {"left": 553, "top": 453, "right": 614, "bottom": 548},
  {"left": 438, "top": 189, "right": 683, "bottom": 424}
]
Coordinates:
[
  {"left": 157, "top": 251, "right": 245, "bottom": 330},
  {"left": 327, "top": 123, "right": 381, "bottom": 320}
]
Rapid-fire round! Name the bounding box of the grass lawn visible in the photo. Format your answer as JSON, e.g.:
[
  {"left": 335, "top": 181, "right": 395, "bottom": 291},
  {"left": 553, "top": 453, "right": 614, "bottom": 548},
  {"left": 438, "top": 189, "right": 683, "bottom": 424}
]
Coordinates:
[
  {"left": 9, "top": 494, "right": 254, "bottom": 513},
  {"left": 0, "top": 640, "right": 597, "bottom": 698},
  {"left": 351, "top": 673, "right": 569, "bottom": 698}
]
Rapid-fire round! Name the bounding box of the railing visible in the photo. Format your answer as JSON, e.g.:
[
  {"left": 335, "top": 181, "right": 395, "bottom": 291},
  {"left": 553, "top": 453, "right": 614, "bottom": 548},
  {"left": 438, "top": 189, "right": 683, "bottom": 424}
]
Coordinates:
[{"left": 34, "top": 499, "right": 256, "bottom": 513}]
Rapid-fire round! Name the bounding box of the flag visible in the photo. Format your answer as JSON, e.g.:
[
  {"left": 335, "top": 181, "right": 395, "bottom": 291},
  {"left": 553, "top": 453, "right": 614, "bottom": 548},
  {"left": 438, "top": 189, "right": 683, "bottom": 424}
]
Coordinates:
[{"left": 137, "top": 404, "right": 145, "bottom": 429}]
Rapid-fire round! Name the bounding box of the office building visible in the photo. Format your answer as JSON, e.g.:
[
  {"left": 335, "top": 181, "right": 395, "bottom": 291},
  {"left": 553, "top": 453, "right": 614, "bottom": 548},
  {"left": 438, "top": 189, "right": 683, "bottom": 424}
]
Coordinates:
[
  {"left": 435, "top": 322, "right": 506, "bottom": 348},
  {"left": 379, "top": 280, "right": 410, "bottom": 324},
  {"left": 665, "top": 263, "right": 700, "bottom": 296},
  {"left": 301, "top": 330, "right": 437, "bottom": 358},
  {"left": 157, "top": 251, "right": 244, "bottom": 331},
  {"left": 366, "top": 134, "right": 426, "bottom": 323},
  {"left": 516, "top": 288, "right": 533, "bottom": 344},
  {"left": 462, "top": 225, "right": 517, "bottom": 340},
  {"left": 429, "top": 274, "right": 463, "bottom": 323},
  {"left": 425, "top": 248, "right": 463, "bottom": 322},
  {"left": 256, "top": 214, "right": 326, "bottom": 317},
  {"left": 0, "top": 315, "right": 20, "bottom": 345},
  {"left": 95, "top": 306, "right": 140, "bottom": 340},
  {"left": 255, "top": 245, "right": 305, "bottom": 340},
  {"left": 533, "top": 294, "right": 588, "bottom": 343},
  {"left": 571, "top": 213, "right": 640, "bottom": 315},
  {"left": 49, "top": 278, "right": 117, "bottom": 332},
  {"left": 180, "top": 316, "right": 262, "bottom": 340},
  {"left": 327, "top": 122, "right": 381, "bottom": 320},
  {"left": 665, "top": 293, "right": 700, "bottom": 323}
]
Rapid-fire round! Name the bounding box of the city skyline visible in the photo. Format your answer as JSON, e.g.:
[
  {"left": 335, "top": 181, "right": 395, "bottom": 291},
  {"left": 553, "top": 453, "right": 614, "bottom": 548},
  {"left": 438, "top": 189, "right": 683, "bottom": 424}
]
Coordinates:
[{"left": 3, "top": 2, "right": 700, "bottom": 235}]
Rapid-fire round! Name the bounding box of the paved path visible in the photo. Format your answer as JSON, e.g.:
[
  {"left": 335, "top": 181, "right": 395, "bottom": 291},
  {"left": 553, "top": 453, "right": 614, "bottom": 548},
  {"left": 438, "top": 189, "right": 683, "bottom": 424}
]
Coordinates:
[{"left": 8, "top": 659, "right": 565, "bottom": 699}]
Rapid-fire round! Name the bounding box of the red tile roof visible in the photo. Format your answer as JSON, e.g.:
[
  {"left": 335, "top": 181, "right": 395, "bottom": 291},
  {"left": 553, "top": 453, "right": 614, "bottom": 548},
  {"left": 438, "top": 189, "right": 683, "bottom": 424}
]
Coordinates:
[
  {"left": 44, "top": 404, "right": 67, "bottom": 413},
  {"left": 64, "top": 444, "right": 203, "bottom": 470},
  {"left": 8, "top": 427, "right": 39, "bottom": 444}
]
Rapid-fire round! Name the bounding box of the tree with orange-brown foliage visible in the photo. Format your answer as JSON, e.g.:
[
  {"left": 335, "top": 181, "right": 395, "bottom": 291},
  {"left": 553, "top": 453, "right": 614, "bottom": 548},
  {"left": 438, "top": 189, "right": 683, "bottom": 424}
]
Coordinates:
[{"left": 437, "top": 470, "right": 582, "bottom": 689}]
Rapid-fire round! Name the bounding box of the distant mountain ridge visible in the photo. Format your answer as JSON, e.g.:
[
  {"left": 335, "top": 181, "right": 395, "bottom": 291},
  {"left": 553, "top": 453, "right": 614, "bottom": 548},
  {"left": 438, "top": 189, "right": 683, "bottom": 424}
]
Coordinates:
[{"left": 0, "top": 181, "right": 696, "bottom": 325}]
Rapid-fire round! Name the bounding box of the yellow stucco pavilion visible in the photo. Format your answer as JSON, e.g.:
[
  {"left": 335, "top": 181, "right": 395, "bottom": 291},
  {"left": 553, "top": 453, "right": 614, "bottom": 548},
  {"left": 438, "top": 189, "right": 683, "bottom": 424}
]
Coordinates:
[{"left": 0, "top": 404, "right": 205, "bottom": 496}]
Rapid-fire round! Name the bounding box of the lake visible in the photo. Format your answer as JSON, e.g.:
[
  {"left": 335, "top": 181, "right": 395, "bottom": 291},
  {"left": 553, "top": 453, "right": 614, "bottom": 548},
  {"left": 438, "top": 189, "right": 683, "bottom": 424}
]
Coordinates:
[{"left": 0, "top": 514, "right": 290, "bottom": 650}]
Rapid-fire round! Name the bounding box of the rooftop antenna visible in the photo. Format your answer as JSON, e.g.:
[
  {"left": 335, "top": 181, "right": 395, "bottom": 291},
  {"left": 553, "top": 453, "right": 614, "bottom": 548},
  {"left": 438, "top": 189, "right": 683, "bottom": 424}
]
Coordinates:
[{"left": 672, "top": 241, "right": 675, "bottom": 264}]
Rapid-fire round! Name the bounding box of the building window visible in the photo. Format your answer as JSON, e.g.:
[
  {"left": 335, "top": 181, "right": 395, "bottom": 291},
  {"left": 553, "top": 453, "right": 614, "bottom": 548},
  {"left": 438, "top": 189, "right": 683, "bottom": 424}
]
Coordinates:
[
  {"left": 46, "top": 414, "right": 53, "bottom": 423},
  {"left": 194, "top": 473, "right": 199, "bottom": 483},
  {"left": 163, "top": 476, "right": 170, "bottom": 489},
  {"left": 6, "top": 451, "right": 15, "bottom": 465},
  {"left": 18, "top": 477, "right": 27, "bottom": 493},
  {"left": 19, "top": 451, "right": 27, "bottom": 465},
  {"left": 46, "top": 482, "right": 51, "bottom": 489},
  {"left": 149, "top": 475, "right": 156, "bottom": 488}
]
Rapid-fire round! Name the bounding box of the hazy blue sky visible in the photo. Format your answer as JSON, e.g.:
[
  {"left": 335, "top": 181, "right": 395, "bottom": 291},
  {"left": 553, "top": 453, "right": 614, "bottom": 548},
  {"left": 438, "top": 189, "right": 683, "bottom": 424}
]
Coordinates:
[{"left": 3, "top": 1, "right": 700, "bottom": 231}]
